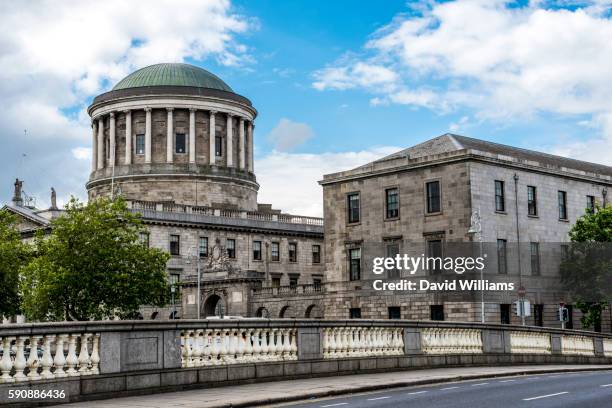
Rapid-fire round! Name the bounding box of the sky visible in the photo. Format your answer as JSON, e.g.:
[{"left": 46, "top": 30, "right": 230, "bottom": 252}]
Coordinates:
[{"left": 2, "top": 0, "right": 612, "bottom": 216}]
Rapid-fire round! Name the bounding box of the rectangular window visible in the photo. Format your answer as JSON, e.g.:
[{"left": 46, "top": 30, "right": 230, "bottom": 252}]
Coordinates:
[
  {"left": 385, "top": 188, "right": 399, "bottom": 218},
  {"left": 226, "top": 238, "right": 235, "bottom": 258},
  {"left": 349, "top": 308, "right": 361, "bottom": 319},
  {"left": 169, "top": 273, "right": 180, "bottom": 286},
  {"left": 289, "top": 276, "right": 298, "bottom": 288},
  {"left": 527, "top": 186, "right": 537, "bottom": 216},
  {"left": 426, "top": 181, "right": 441, "bottom": 213},
  {"left": 497, "top": 239, "right": 507, "bottom": 274},
  {"left": 349, "top": 248, "right": 361, "bottom": 281},
  {"left": 169, "top": 234, "right": 180, "bottom": 256},
  {"left": 253, "top": 240, "right": 262, "bottom": 261},
  {"left": 388, "top": 306, "right": 401, "bottom": 319},
  {"left": 558, "top": 190, "right": 568, "bottom": 220},
  {"left": 288, "top": 242, "right": 297, "bottom": 263},
  {"left": 494, "top": 180, "right": 505, "bottom": 212},
  {"left": 427, "top": 240, "right": 443, "bottom": 274},
  {"left": 347, "top": 193, "right": 360, "bottom": 223},
  {"left": 135, "top": 134, "right": 145, "bottom": 155},
  {"left": 312, "top": 245, "right": 321, "bottom": 264},
  {"left": 313, "top": 278, "right": 322, "bottom": 290},
  {"left": 271, "top": 277, "right": 281, "bottom": 288},
  {"left": 175, "top": 133, "right": 186, "bottom": 154},
  {"left": 386, "top": 243, "right": 400, "bottom": 279},
  {"left": 215, "top": 135, "right": 223, "bottom": 156},
  {"left": 271, "top": 242, "right": 280, "bottom": 262},
  {"left": 139, "top": 232, "right": 150, "bottom": 248},
  {"left": 530, "top": 242, "right": 540, "bottom": 276},
  {"left": 500, "top": 304, "right": 511, "bottom": 324},
  {"left": 430, "top": 305, "right": 444, "bottom": 321},
  {"left": 199, "top": 237, "right": 208, "bottom": 258},
  {"left": 534, "top": 304, "right": 544, "bottom": 327},
  {"left": 586, "top": 195, "right": 595, "bottom": 214}
]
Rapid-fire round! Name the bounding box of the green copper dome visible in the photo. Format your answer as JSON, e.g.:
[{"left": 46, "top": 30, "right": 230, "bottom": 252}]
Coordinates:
[{"left": 112, "top": 63, "right": 233, "bottom": 92}]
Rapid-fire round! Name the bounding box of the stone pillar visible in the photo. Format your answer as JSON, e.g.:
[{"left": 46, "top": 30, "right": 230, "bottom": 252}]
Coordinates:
[
  {"left": 145, "top": 108, "right": 152, "bottom": 164},
  {"left": 239, "top": 117, "right": 245, "bottom": 169},
  {"left": 97, "top": 116, "right": 104, "bottom": 170},
  {"left": 248, "top": 121, "right": 254, "bottom": 172},
  {"left": 166, "top": 108, "right": 174, "bottom": 163},
  {"left": 109, "top": 112, "right": 116, "bottom": 167},
  {"left": 226, "top": 114, "right": 234, "bottom": 167},
  {"left": 209, "top": 111, "right": 216, "bottom": 165},
  {"left": 189, "top": 108, "right": 196, "bottom": 164},
  {"left": 124, "top": 110, "right": 132, "bottom": 165},
  {"left": 91, "top": 121, "right": 97, "bottom": 171}
]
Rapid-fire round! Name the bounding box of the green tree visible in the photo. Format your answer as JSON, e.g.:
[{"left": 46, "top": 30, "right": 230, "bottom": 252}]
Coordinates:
[
  {"left": 0, "top": 210, "right": 31, "bottom": 318},
  {"left": 560, "top": 204, "right": 612, "bottom": 330},
  {"left": 21, "top": 197, "right": 170, "bottom": 321}
]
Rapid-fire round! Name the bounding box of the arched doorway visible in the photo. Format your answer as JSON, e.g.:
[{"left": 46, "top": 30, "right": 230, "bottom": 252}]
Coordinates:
[
  {"left": 150, "top": 311, "right": 159, "bottom": 320},
  {"left": 203, "top": 294, "right": 225, "bottom": 317},
  {"left": 305, "top": 304, "right": 322, "bottom": 318},
  {"left": 279, "top": 305, "right": 294, "bottom": 318},
  {"left": 256, "top": 307, "right": 269, "bottom": 318}
]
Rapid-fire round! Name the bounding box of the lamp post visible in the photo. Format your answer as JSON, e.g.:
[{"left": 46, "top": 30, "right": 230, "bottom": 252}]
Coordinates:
[
  {"left": 170, "top": 285, "right": 176, "bottom": 320},
  {"left": 468, "top": 208, "right": 485, "bottom": 323}
]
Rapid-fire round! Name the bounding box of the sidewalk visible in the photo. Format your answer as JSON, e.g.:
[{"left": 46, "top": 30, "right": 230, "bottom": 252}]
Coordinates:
[{"left": 59, "top": 365, "right": 612, "bottom": 408}]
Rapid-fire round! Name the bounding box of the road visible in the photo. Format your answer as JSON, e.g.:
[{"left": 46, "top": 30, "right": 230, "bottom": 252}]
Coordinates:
[{"left": 280, "top": 370, "right": 612, "bottom": 408}]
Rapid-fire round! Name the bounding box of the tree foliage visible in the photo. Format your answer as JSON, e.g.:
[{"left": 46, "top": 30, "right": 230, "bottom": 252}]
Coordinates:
[
  {"left": 21, "top": 197, "right": 170, "bottom": 321},
  {"left": 0, "top": 210, "right": 31, "bottom": 318}
]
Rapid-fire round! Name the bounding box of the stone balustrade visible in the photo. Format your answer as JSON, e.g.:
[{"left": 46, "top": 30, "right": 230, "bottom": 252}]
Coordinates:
[
  {"left": 604, "top": 338, "right": 612, "bottom": 357},
  {"left": 421, "top": 328, "right": 483, "bottom": 354},
  {"left": 562, "top": 335, "right": 595, "bottom": 356},
  {"left": 180, "top": 327, "right": 297, "bottom": 367},
  {"left": 510, "top": 331, "right": 552, "bottom": 354},
  {"left": 322, "top": 327, "right": 404, "bottom": 358},
  {"left": 0, "top": 332, "right": 99, "bottom": 383}
]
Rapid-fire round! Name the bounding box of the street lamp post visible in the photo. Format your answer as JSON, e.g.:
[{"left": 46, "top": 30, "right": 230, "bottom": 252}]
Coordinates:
[{"left": 468, "top": 208, "right": 485, "bottom": 323}]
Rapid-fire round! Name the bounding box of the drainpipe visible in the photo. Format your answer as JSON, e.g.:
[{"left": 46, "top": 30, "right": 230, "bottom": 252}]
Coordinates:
[{"left": 514, "top": 173, "right": 525, "bottom": 326}]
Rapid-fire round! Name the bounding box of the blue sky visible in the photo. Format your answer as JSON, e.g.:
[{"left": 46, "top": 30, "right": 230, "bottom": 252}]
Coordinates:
[{"left": 1, "top": 1, "right": 612, "bottom": 216}]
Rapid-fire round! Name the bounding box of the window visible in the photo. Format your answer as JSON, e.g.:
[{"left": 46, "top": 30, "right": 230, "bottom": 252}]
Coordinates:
[
  {"left": 313, "top": 278, "right": 322, "bottom": 290},
  {"left": 388, "top": 306, "right": 401, "bottom": 319},
  {"left": 349, "top": 248, "right": 361, "bottom": 281},
  {"left": 494, "top": 180, "right": 505, "bottom": 212},
  {"left": 288, "top": 243, "right": 297, "bottom": 263},
  {"left": 386, "top": 243, "right": 400, "bottom": 278},
  {"left": 169, "top": 273, "right": 180, "bottom": 286},
  {"left": 312, "top": 245, "right": 321, "bottom": 264},
  {"left": 271, "top": 242, "right": 280, "bottom": 262},
  {"left": 215, "top": 135, "right": 222, "bottom": 156},
  {"left": 497, "top": 239, "right": 507, "bottom": 274},
  {"left": 385, "top": 188, "right": 399, "bottom": 218},
  {"left": 430, "top": 305, "right": 444, "bottom": 321},
  {"left": 566, "top": 305, "right": 574, "bottom": 329},
  {"left": 530, "top": 242, "right": 540, "bottom": 276},
  {"left": 169, "top": 235, "right": 180, "bottom": 256},
  {"left": 534, "top": 304, "right": 544, "bottom": 327},
  {"left": 175, "top": 133, "right": 186, "bottom": 154},
  {"left": 586, "top": 195, "right": 595, "bottom": 214},
  {"left": 139, "top": 232, "right": 149, "bottom": 248},
  {"left": 135, "top": 134, "right": 145, "bottom": 155},
  {"left": 253, "top": 240, "right": 262, "bottom": 261},
  {"left": 500, "top": 304, "right": 511, "bottom": 324},
  {"left": 226, "top": 238, "right": 235, "bottom": 258},
  {"left": 426, "top": 181, "right": 441, "bottom": 213},
  {"left": 347, "top": 193, "right": 360, "bottom": 223},
  {"left": 271, "top": 277, "right": 281, "bottom": 288},
  {"left": 199, "top": 237, "right": 208, "bottom": 258},
  {"left": 349, "top": 308, "right": 361, "bottom": 319},
  {"left": 527, "top": 186, "right": 537, "bottom": 216},
  {"left": 289, "top": 276, "right": 298, "bottom": 288},
  {"left": 558, "top": 190, "right": 568, "bottom": 220},
  {"left": 427, "top": 240, "right": 443, "bottom": 274}
]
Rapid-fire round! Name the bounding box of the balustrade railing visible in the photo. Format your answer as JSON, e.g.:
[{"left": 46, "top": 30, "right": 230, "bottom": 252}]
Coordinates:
[
  {"left": 604, "top": 338, "right": 612, "bottom": 357},
  {"left": 421, "top": 328, "right": 483, "bottom": 354},
  {"left": 510, "top": 331, "right": 551, "bottom": 354},
  {"left": 562, "top": 335, "right": 595, "bottom": 356},
  {"left": 0, "top": 333, "right": 99, "bottom": 383},
  {"left": 322, "top": 327, "right": 404, "bottom": 358},
  {"left": 252, "top": 283, "right": 325, "bottom": 297}
]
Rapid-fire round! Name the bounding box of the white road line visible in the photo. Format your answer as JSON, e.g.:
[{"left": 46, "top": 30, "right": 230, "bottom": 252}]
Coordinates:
[
  {"left": 499, "top": 379, "right": 516, "bottom": 383},
  {"left": 547, "top": 375, "right": 562, "bottom": 378},
  {"left": 471, "top": 382, "right": 489, "bottom": 386},
  {"left": 440, "top": 386, "right": 459, "bottom": 390},
  {"left": 600, "top": 384, "right": 612, "bottom": 387},
  {"left": 522, "top": 391, "right": 569, "bottom": 401},
  {"left": 320, "top": 403, "right": 348, "bottom": 407},
  {"left": 406, "top": 390, "right": 428, "bottom": 395},
  {"left": 367, "top": 396, "right": 391, "bottom": 401}
]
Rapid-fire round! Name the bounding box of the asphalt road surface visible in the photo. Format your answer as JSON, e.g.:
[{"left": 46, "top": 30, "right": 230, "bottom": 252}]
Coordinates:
[{"left": 280, "top": 370, "right": 612, "bottom": 408}]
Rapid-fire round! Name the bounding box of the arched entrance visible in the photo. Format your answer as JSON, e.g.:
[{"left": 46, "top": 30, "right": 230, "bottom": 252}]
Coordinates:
[
  {"left": 279, "top": 305, "right": 294, "bottom": 318},
  {"left": 305, "top": 304, "right": 322, "bottom": 318},
  {"left": 203, "top": 294, "right": 225, "bottom": 317},
  {"left": 256, "top": 307, "right": 269, "bottom": 318}
]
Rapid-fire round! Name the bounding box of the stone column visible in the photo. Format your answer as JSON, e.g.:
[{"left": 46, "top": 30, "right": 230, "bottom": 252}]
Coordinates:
[
  {"left": 248, "top": 121, "right": 254, "bottom": 172},
  {"left": 92, "top": 121, "right": 97, "bottom": 171},
  {"left": 226, "top": 114, "right": 234, "bottom": 167},
  {"left": 189, "top": 109, "right": 196, "bottom": 164},
  {"left": 97, "top": 116, "right": 104, "bottom": 170},
  {"left": 209, "top": 111, "right": 216, "bottom": 165},
  {"left": 124, "top": 110, "right": 132, "bottom": 165},
  {"left": 166, "top": 108, "right": 174, "bottom": 163},
  {"left": 109, "top": 112, "right": 116, "bottom": 167},
  {"left": 239, "top": 117, "right": 245, "bottom": 169},
  {"left": 145, "top": 108, "right": 152, "bottom": 164}
]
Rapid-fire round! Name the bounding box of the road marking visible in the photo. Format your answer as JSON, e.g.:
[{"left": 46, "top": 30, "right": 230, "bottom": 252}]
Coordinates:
[
  {"left": 471, "top": 382, "right": 489, "bottom": 386},
  {"left": 367, "top": 396, "right": 391, "bottom": 401},
  {"left": 499, "top": 379, "right": 516, "bottom": 383},
  {"left": 522, "top": 392, "right": 569, "bottom": 401},
  {"left": 547, "top": 375, "right": 562, "bottom": 378},
  {"left": 600, "top": 384, "right": 612, "bottom": 387},
  {"left": 406, "top": 390, "right": 428, "bottom": 395},
  {"left": 440, "top": 386, "right": 459, "bottom": 390},
  {"left": 320, "top": 403, "right": 348, "bottom": 407}
]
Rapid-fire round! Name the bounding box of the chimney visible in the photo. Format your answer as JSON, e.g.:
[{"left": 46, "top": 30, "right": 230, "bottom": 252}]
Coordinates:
[{"left": 12, "top": 178, "right": 23, "bottom": 207}]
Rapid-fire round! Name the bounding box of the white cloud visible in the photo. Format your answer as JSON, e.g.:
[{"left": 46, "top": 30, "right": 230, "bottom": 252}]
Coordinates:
[
  {"left": 266, "top": 118, "right": 315, "bottom": 151},
  {"left": 313, "top": 62, "right": 398, "bottom": 92},
  {"left": 0, "top": 0, "right": 254, "bottom": 206},
  {"left": 71, "top": 147, "right": 91, "bottom": 161},
  {"left": 256, "top": 147, "right": 400, "bottom": 217}
]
